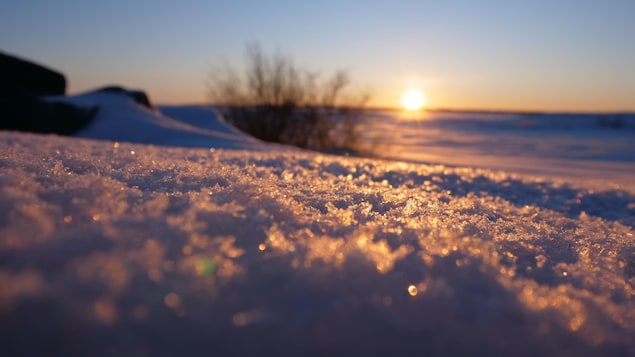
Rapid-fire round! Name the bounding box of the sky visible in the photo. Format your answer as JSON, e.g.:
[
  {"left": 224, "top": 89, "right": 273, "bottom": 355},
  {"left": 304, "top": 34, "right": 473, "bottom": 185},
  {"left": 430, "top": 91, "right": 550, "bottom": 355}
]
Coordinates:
[{"left": 1, "top": 0, "right": 634, "bottom": 112}]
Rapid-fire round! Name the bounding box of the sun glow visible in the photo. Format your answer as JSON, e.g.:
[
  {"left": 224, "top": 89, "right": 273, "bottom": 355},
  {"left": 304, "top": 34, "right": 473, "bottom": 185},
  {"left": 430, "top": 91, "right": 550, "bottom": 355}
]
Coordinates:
[{"left": 400, "top": 89, "right": 426, "bottom": 111}]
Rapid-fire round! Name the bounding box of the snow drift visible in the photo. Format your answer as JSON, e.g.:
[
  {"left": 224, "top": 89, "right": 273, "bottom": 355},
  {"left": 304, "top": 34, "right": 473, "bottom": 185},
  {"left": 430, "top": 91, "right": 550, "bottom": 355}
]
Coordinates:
[
  {"left": 48, "top": 89, "right": 268, "bottom": 150},
  {"left": 0, "top": 91, "right": 634, "bottom": 356}
]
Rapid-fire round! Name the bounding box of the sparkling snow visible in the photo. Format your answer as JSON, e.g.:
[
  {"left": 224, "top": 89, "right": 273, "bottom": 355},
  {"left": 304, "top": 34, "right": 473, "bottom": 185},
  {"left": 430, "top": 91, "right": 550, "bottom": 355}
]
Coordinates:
[{"left": 0, "top": 92, "right": 634, "bottom": 356}]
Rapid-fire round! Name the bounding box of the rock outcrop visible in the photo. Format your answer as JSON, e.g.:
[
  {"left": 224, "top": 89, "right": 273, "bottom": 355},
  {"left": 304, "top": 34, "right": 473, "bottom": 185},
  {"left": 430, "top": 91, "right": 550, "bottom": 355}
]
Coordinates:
[
  {"left": 0, "top": 51, "right": 96, "bottom": 134},
  {"left": 0, "top": 51, "right": 66, "bottom": 97},
  {"left": 96, "top": 86, "right": 153, "bottom": 109}
]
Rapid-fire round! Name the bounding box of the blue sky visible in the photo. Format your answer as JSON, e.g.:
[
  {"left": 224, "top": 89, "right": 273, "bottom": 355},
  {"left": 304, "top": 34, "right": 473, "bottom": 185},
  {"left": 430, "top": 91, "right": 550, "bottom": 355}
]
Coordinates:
[{"left": 2, "top": 0, "right": 634, "bottom": 111}]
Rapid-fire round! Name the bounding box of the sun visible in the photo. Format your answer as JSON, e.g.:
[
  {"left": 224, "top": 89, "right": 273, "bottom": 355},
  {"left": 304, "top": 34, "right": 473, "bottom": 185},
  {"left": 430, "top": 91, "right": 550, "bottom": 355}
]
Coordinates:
[{"left": 400, "top": 89, "right": 426, "bottom": 111}]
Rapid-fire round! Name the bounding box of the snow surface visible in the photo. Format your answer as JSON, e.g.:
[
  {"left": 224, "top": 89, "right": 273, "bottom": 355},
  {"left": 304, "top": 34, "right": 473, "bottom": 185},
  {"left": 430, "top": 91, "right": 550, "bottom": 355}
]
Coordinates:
[
  {"left": 1, "top": 92, "right": 634, "bottom": 356},
  {"left": 360, "top": 110, "right": 635, "bottom": 187}
]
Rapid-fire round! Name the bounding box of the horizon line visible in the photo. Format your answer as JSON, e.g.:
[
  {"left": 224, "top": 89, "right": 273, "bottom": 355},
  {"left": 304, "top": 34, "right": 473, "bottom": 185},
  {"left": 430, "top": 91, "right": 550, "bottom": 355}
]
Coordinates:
[{"left": 195, "top": 102, "right": 635, "bottom": 116}]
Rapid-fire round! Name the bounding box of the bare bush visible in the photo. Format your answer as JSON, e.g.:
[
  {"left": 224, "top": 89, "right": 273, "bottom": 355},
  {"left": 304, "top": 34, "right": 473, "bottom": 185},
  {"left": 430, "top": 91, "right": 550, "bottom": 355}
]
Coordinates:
[{"left": 208, "top": 44, "right": 369, "bottom": 152}]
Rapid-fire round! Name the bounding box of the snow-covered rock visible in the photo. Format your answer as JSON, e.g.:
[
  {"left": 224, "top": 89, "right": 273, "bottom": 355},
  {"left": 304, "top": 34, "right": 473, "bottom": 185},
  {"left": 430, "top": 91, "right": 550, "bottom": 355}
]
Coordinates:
[{"left": 47, "top": 90, "right": 268, "bottom": 150}]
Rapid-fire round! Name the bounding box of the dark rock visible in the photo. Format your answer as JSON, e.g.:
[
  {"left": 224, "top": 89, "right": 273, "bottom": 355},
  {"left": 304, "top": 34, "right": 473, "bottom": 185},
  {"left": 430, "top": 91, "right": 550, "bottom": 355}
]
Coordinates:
[
  {"left": 0, "top": 51, "right": 66, "bottom": 97},
  {"left": 0, "top": 51, "right": 95, "bottom": 135},
  {"left": 0, "top": 96, "right": 98, "bottom": 135},
  {"left": 0, "top": 52, "right": 151, "bottom": 135},
  {"left": 96, "top": 86, "right": 153, "bottom": 109},
  {"left": 33, "top": 101, "right": 99, "bottom": 135}
]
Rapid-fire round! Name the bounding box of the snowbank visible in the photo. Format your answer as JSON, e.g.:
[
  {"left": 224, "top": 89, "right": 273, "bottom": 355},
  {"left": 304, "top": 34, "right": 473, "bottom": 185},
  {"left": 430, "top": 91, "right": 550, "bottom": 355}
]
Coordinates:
[
  {"left": 1, "top": 126, "right": 634, "bottom": 355},
  {"left": 47, "top": 90, "right": 268, "bottom": 150}
]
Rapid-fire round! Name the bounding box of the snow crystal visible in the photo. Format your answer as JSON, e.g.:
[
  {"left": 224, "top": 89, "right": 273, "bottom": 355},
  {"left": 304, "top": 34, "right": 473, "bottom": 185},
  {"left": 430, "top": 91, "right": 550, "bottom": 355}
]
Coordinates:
[{"left": 1, "top": 130, "right": 634, "bottom": 356}]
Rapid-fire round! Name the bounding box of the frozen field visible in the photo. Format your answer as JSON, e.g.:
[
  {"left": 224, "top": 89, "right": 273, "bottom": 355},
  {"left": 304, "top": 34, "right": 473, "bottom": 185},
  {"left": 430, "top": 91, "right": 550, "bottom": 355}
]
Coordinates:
[
  {"left": 361, "top": 109, "right": 635, "bottom": 187},
  {"left": 1, "top": 91, "right": 634, "bottom": 356}
]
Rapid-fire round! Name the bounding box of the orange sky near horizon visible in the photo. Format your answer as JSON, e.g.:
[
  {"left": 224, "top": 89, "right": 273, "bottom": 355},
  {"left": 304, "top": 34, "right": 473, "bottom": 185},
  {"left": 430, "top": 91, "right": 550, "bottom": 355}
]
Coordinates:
[{"left": 3, "top": 1, "right": 633, "bottom": 113}]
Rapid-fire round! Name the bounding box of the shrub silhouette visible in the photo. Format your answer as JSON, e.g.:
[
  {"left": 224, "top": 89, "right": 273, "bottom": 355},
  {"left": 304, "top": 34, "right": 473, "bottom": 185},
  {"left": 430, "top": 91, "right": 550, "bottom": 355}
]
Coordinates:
[{"left": 208, "top": 44, "right": 369, "bottom": 152}]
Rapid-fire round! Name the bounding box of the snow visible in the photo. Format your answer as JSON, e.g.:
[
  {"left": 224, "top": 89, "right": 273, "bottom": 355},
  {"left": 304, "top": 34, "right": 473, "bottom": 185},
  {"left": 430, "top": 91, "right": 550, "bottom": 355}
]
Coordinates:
[
  {"left": 47, "top": 90, "right": 268, "bottom": 150},
  {"left": 1, "top": 91, "right": 634, "bottom": 356},
  {"left": 361, "top": 110, "right": 635, "bottom": 187}
]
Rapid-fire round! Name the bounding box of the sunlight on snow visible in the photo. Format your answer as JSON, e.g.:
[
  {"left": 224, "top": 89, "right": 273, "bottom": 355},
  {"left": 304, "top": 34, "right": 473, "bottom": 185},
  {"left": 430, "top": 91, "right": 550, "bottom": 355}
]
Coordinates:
[{"left": 1, "top": 131, "right": 634, "bottom": 355}]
